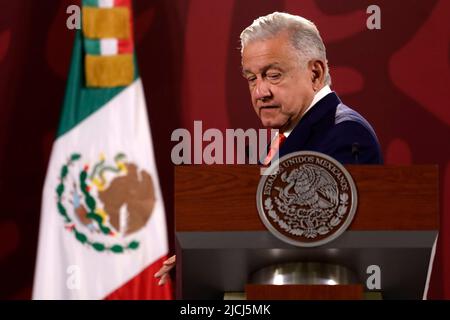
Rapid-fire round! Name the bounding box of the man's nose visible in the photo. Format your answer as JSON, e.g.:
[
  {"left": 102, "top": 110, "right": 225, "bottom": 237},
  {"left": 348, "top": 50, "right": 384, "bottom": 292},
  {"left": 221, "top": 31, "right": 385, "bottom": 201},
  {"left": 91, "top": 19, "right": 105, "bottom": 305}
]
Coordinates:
[{"left": 253, "top": 80, "right": 272, "bottom": 101}]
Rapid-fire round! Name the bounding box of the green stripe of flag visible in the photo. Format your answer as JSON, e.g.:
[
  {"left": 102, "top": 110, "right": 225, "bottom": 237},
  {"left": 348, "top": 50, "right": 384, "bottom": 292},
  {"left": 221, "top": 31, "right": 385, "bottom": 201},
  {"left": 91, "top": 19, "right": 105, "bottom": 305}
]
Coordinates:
[
  {"left": 82, "top": 0, "right": 99, "bottom": 7},
  {"left": 84, "top": 38, "right": 101, "bottom": 55},
  {"left": 57, "top": 31, "right": 138, "bottom": 137}
]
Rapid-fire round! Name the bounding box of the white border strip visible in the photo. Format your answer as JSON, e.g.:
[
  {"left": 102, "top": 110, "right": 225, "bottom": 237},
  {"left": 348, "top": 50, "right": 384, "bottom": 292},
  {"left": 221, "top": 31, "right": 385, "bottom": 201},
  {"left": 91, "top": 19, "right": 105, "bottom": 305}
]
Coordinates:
[{"left": 423, "top": 233, "right": 438, "bottom": 300}]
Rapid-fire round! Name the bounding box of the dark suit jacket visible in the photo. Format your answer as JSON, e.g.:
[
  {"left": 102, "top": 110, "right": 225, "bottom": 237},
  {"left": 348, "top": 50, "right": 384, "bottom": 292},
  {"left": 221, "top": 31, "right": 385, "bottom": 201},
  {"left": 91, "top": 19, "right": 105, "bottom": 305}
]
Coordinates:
[{"left": 279, "top": 92, "right": 383, "bottom": 164}]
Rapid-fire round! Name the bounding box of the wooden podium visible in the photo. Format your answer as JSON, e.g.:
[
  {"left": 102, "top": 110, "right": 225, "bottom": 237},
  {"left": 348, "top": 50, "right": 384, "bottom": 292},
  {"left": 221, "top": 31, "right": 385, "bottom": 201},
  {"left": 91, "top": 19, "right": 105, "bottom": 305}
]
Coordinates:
[{"left": 175, "top": 165, "right": 439, "bottom": 300}]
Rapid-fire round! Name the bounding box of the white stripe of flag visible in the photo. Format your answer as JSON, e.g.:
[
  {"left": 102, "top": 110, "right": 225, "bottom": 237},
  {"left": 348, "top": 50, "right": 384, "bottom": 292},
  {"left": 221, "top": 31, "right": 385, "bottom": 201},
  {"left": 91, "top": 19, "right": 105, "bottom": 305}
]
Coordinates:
[
  {"left": 99, "top": 0, "right": 114, "bottom": 8},
  {"left": 100, "top": 38, "right": 119, "bottom": 56}
]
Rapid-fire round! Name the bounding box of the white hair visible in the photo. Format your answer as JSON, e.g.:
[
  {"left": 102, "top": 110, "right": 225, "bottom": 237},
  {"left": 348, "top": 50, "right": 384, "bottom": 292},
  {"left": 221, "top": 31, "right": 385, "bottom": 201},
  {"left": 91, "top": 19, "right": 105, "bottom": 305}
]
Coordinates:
[{"left": 240, "top": 12, "right": 331, "bottom": 85}]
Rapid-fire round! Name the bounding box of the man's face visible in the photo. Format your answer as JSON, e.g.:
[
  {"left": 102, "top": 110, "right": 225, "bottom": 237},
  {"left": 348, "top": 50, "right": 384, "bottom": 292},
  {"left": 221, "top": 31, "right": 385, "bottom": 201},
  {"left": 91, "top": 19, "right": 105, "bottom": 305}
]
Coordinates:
[{"left": 242, "top": 32, "right": 316, "bottom": 130}]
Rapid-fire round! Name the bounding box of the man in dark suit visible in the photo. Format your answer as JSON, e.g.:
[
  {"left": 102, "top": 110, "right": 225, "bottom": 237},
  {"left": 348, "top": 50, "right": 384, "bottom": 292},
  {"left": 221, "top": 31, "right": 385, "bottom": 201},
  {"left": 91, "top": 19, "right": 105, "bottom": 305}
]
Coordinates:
[
  {"left": 155, "top": 11, "right": 383, "bottom": 286},
  {"left": 240, "top": 12, "right": 382, "bottom": 165}
]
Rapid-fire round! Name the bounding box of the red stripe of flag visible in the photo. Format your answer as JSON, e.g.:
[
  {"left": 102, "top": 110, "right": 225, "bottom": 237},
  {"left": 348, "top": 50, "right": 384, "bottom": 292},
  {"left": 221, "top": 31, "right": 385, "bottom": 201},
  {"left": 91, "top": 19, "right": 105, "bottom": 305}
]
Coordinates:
[
  {"left": 118, "top": 39, "right": 133, "bottom": 54},
  {"left": 114, "top": 0, "right": 131, "bottom": 7},
  {"left": 104, "top": 255, "right": 173, "bottom": 300}
]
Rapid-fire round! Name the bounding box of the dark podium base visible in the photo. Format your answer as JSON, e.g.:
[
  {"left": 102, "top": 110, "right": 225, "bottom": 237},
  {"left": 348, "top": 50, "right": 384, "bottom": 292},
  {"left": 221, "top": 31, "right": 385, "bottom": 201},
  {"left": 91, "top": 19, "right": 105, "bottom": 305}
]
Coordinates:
[{"left": 176, "top": 230, "right": 436, "bottom": 300}]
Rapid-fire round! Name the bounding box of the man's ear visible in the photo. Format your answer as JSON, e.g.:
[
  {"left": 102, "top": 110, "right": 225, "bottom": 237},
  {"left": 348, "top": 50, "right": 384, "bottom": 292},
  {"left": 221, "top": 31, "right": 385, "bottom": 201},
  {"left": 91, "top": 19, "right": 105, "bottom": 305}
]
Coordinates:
[{"left": 309, "top": 60, "right": 326, "bottom": 90}]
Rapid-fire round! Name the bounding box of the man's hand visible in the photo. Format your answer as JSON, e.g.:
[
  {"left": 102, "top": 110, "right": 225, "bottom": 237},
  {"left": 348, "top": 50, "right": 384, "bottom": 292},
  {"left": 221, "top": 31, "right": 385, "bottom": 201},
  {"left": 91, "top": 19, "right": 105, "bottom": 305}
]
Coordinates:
[{"left": 154, "top": 255, "right": 176, "bottom": 286}]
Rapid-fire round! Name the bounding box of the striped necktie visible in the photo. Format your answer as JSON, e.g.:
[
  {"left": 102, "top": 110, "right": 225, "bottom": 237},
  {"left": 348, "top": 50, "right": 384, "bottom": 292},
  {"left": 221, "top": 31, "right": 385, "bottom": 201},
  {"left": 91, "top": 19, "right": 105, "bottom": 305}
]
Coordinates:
[{"left": 263, "top": 133, "right": 286, "bottom": 166}]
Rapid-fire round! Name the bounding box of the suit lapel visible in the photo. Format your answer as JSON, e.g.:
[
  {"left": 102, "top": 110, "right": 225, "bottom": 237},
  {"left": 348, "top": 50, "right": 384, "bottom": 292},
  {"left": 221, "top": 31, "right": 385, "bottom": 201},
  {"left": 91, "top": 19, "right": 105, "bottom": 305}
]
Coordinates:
[{"left": 279, "top": 92, "right": 341, "bottom": 157}]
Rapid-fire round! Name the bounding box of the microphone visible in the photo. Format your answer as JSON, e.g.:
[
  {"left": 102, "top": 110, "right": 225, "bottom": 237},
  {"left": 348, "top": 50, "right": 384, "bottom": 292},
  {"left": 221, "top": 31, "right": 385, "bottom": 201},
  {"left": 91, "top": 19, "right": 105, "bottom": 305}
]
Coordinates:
[{"left": 352, "top": 142, "right": 360, "bottom": 164}]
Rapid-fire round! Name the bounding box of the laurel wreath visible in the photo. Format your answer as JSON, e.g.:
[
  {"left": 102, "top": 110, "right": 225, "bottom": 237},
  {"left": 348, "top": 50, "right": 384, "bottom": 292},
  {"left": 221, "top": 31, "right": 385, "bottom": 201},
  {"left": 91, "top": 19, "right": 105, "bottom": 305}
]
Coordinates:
[
  {"left": 264, "top": 193, "right": 349, "bottom": 239},
  {"left": 56, "top": 153, "right": 140, "bottom": 253}
]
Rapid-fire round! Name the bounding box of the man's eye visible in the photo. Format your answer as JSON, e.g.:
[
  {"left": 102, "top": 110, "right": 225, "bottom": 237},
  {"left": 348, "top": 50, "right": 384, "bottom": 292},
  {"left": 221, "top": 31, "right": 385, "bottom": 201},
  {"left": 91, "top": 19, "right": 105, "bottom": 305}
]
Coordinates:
[
  {"left": 247, "top": 76, "right": 256, "bottom": 83},
  {"left": 267, "top": 73, "right": 281, "bottom": 80}
]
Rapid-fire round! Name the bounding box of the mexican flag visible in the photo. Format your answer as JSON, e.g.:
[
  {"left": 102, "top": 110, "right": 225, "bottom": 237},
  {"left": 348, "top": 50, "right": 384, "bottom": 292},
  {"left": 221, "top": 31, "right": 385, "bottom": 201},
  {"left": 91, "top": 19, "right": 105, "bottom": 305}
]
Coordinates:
[{"left": 32, "top": 0, "right": 172, "bottom": 299}]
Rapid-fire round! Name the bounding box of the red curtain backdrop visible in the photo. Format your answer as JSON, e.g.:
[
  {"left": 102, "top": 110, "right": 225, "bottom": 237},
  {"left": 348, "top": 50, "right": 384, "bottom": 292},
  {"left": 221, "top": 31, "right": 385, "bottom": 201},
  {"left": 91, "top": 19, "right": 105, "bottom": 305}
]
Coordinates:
[{"left": 0, "top": 0, "right": 448, "bottom": 299}]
